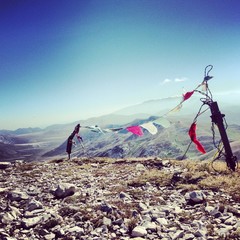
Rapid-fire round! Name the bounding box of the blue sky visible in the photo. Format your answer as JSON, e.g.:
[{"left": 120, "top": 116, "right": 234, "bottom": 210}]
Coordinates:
[{"left": 1, "top": 0, "right": 240, "bottom": 130}]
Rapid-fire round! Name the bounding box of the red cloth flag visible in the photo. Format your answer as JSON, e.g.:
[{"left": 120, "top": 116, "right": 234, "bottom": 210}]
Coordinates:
[
  {"left": 183, "top": 91, "right": 194, "bottom": 101},
  {"left": 188, "top": 123, "right": 206, "bottom": 154},
  {"left": 126, "top": 126, "right": 143, "bottom": 136}
]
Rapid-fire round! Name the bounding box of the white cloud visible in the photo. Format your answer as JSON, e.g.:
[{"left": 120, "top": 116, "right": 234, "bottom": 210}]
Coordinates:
[
  {"left": 163, "top": 78, "right": 172, "bottom": 84},
  {"left": 174, "top": 77, "right": 188, "bottom": 82},
  {"left": 160, "top": 77, "right": 187, "bottom": 85}
]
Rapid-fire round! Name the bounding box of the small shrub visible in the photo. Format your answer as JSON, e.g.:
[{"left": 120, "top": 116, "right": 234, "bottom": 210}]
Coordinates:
[{"left": 126, "top": 217, "right": 139, "bottom": 233}]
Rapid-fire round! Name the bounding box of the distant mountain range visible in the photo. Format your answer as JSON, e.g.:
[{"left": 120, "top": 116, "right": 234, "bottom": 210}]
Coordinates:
[
  {"left": 43, "top": 116, "right": 240, "bottom": 161},
  {"left": 1, "top": 95, "right": 240, "bottom": 162},
  {"left": 114, "top": 94, "right": 240, "bottom": 122},
  {"left": 114, "top": 96, "right": 183, "bottom": 115}
]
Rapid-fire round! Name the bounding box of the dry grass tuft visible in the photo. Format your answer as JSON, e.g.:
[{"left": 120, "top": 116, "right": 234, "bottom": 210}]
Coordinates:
[
  {"left": 176, "top": 183, "right": 200, "bottom": 192},
  {"left": 128, "top": 169, "right": 173, "bottom": 187},
  {"left": 198, "top": 172, "right": 240, "bottom": 201},
  {"left": 171, "top": 159, "right": 231, "bottom": 174},
  {"left": 170, "top": 159, "right": 240, "bottom": 201},
  {"left": 15, "top": 162, "right": 36, "bottom": 171}
]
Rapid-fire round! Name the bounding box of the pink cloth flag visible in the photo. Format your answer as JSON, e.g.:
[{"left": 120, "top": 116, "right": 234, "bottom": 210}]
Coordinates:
[
  {"left": 183, "top": 91, "right": 195, "bottom": 101},
  {"left": 126, "top": 126, "right": 143, "bottom": 136},
  {"left": 188, "top": 123, "right": 206, "bottom": 154}
]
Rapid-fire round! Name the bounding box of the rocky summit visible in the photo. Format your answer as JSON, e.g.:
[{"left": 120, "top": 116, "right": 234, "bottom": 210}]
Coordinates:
[{"left": 0, "top": 157, "right": 240, "bottom": 240}]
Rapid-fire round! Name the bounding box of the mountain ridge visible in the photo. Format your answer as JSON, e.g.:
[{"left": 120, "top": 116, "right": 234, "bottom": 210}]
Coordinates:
[{"left": 1, "top": 95, "right": 240, "bottom": 162}]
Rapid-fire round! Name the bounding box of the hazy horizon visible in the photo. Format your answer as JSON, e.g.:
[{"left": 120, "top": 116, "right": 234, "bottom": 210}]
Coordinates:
[{"left": 2, "top": 89, "right": 240, "bottom": 131}]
